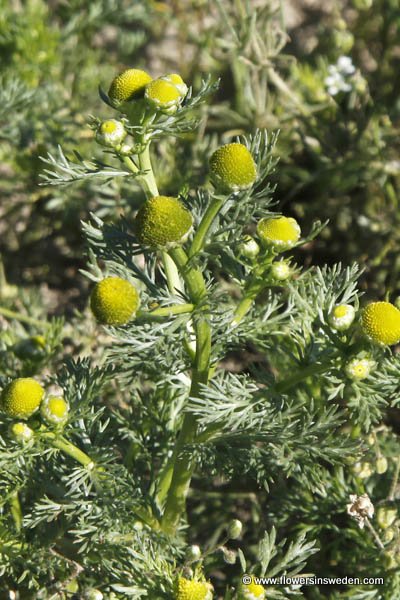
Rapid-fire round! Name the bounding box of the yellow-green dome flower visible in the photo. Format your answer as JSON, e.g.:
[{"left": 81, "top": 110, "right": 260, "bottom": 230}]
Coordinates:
[
  {"left": 135, "top": 196, "right": 193, "bottom": 249},
  {"left": 257, "top": 216, "right": 301, "bottom": 250},
  {"left": 90, "top": 277, "right": 140, "bottom": 325},
  {"left": 145, "top": 78, "right": 183, "bottom": 113},
  {"left": 175, "top": 577, "right": 213, "bottom": 600},
  {"left": 10, "top": 422, "right": 34, "bottom": 443},
  {"left": 328, "top": 303, "right": 355, "bottom": 331},
  {"left": 41, "top": 396, "right": 69, "bottom": 426},
  {"left": 209, "top": 143, "right": 257, "bottom": 192},
  {"left": 108, "top": 68, "right": 152, "bottom": 105},
  {"left": 96, "top": 119, "right": 126, "bottom": 148},
  {"left": 361, "top": 301, "right": 400, "bottom": 345},
  {"left": 1, "top": 378, "right": 44, "bottom": 419},
  {"left": 239, "top": 576, "right": 266, "bottom": 600},
  {"left": 162, "top": 73, "right": 188, "bottom": 97}
]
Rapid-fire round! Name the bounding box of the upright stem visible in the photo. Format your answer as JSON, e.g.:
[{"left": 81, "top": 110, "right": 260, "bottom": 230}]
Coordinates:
[
  {"left": 42, "top": 433, "right": 94, "bottom": 468},
  {"left": 189, "top": 197, "right": 225, "bottom": 258},
  {"left": 160, "top": 247, "right": 211, "bottom": 534},
  {"left": 9, "top": 491, "right": 22, "bottom": 532}
]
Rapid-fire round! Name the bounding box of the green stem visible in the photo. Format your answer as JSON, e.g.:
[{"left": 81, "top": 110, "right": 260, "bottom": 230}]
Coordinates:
[
  {"left": 137, "top": 303, "right": 194, "bottom": 320},
  {"left": 159, "top": 247, "right": 211, "bottom": 534},
  {"left": 9, "top": 491, "right": 22, "bottom": 532},
  {"left": 0, "top": 306, "right": 49, "bottom": 329},
  {"left": 189, "top": 197, "right": 225, "bottom": 258},
  {"left": 43, "top": 433, "right": 94, "bottom": 468},
  {"left": 274, "top": 361, "right": 334, "bottom": 394}
]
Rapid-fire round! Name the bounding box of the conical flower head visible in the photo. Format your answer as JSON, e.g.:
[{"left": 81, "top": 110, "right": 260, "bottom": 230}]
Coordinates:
[
  {"left": 90, "top": 277, "right": 140, "bottom": 325},
  {"left": 108, "top": 68, "right": 152, "bottom": 105},
  {"left": 135, "top": 196, "right": 193, "bottom": 249},
  {"left": 41, "top": 396, "right": 69, "bottom": 426},
  {"left": 257, "top": 216, "right": 301, "bottom": 250},
  {"left": 162, "top": 73, "right": 188, "bottom": 97},
  {"left": 361, "top": 301, "right": 400, "bottom": 345},
  {"left": 1, "top": 378, "right": 44, "bottom": 419},
  {"left": 175, "top": 577, "right": 213, "bottom": 600},
  {"left": 96, "top": 119, "right": 126, "bottom": 147},
  {"left": 209, "top": 143, "right": 257, "bottom": 192}
]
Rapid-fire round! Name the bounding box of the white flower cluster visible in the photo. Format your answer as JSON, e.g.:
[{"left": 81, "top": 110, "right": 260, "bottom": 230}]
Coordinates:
[{"left": 325, "top": 56, "right": 355, "bottom": 96}]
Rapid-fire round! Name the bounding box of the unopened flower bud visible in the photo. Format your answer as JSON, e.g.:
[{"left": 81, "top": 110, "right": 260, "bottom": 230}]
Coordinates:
[
  {"left": 353, "top": 461, "right": 373, "bottom": 478},
  {"left": 83, "top": 590, "right": 103, "bottom": 600},
  {"left": 328, "top": 304, "right": 355, "bottom": 331},
  {"left": 40, "top": 396, "right": 69, "bottom": 426},
  {"left": 345, "top": 355, "right": 375, "bottom": 381},
  {"left": 271, "top": 260, "right": 291, "bottom": 281},
  {"left": 376, "top": 504, "right": 397, "bottom": 530},
  {"left": 10, "top": 422, "right": 34, "bottom": 444},
  {"left": 240, "top": 236, "right": 260, "bottom": 259},
  {"left": 376, "top": 456, "right": 388, "bottom": 474},
  {"left": 145, "top": 78, "right": 183, "bottom": 114},
  {"left": 228, "top": 518, "right": 243, "bottom": 539},
  {"left": 185, "top": 544, "right": 201, "bottom": 562},
  {"left": 221, "top": 547, "right": 236, "bottom": 564},
  {"left": 96, "top": 120, "right": 126, "bottom": 148}
]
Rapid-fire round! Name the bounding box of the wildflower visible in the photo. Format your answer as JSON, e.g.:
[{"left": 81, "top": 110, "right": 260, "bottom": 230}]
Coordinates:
[
  {"left": 347, "top": 493, "right": 374, "bottom": 528},
  {"left": 239, "top": 575, "right": 266, "bottom": 600},
  {"left": 328, "top": 303, "right": 355, "bottom": 331},
  {"left": 135, "top": 196, "right": 193, "bottom": 248},
  {"left": 162, "top": 73, "right": 188, "bottom": 97},
  {"left": 10, "top": 422, "right": 34, "bottom": 444},
  {"left": 145, "top": 78, "right": 183, "bottom": 113},
  {"left": 325, "top": 56, "right": 355, "bottom": 96},
  {"left": 90, "top": 277, "right": 140, "bottom": 325},
  {"left": 41, "top": 396, "right": 69, "bottom": 426},
  {"left": 175, "top": 576, "right": 213, "bottom": 600},
  {"left": 376, "top": 505, "right": 397, "bottom": 530},
  {"left": 240, "top": 236, "right": 260, "bottom": 259},
  {"left": 361, "top": 301, "right": 400, "bottom": 345},
  {"left": 96, "top": 119, "right": 126, "bottom": 148},
  {"left": 1, "top": 378, "right": 44, "bottom": 419},
  {"left": 108, "top": 68, "right": 152, "bottom": 105},
  {"left": 228, "top": 518, "right": 243, "bottom": 539},
  {"left": 345, "top": 355, "right": 375, "bottom": 380},
  {"left": 209, "top": 143, "right": 257, "bottom": 192},
  {"left": 271, "top": 260, "right": 291, "bottom": 281},
  {"left": 257, "top": 216, "right": 301, "bottom": 250}
]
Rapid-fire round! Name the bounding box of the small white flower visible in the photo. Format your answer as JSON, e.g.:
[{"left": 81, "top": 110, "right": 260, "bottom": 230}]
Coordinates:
[
  {"left": 337, "top": 56, "right": 356, "bottom": 75},
  {"left": 347, "top": 493, "right": 374, "bottom": 528}
]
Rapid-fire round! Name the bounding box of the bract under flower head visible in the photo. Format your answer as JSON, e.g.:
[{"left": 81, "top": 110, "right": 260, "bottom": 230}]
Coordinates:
[
  {"left": 175, "top": 577, "right": 213, "bottom": 600},
  {"left": 1, "top": 378, "right": 44, "bottom": 419},
  {"left": 257, "top": 216, "right": 301, "bottom": 250},
  {"left": 90, "top": 277, "right": 140, "bottom": 325},
  {"left": 328, "top": 303, "right": 355, "bottom": 331},
  {"left": 108, "top": 68, "right": 152, "bottom": 105},
  {"left": 209, "top": 143, "right": 257, "bottom": 192},
  {"left": 239, "top": 576, "right": 266, "bottom": 600},
  {"left": 361, "top": 301, "right": 400, "bottom": 345},
  {"left": 41, "top": 396, "right": 69, "bottom": 426},
  {"left": 135, "top": 196, "right": 193, "bottom": 249},
  {"left": 145, "top": 78, "right": 182, "bottom": 113}
]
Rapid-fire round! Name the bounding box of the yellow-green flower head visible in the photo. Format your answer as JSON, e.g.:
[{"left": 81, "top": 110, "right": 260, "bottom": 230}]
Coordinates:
[
  {"left": 328, "top": 303, "right": 355, "bottom": 331},
  {"left": 240, "top": 236, "right": 260, "bottom": 259},
  {"left": 271, "top": 260, "right": 291, "bottom": 281},
  {"left": 90, "top": 277, "right": 140, "bottom": 325},
  {"left": 209, "top": 143, "right": 257, "bottom": 192},
  {"left": 376, "top": 505, "right": 397, "bottom": 530},
  {"left": 145, "top": 78, "right": 182, "bottom": 114},
  {"left": 41, "top": 396, "right": 69, "bottom": 426},
  {"left": 10, "top": 422, "right": 34, "bottom": 444},
  {"left": 361, "top": 301, "right": 400, "bottom": 345},
  {"left": 108, "top": 68, "right": 152, "bottom": 105},
  {"left": 257, "top": 216, "right": 301, "bottom": 250},
  {"left": 376, "top": 456, "right": 388, "bottom": 474},
  {"left": 175, "top": 577, "right": 213, "bottom": 600},
  {"left": 162, "top": 73, "right": 188, "bottom": 97},
  {"left": 96, "top": 119, "right": 126, "bottom": 148},
  {"left": 344, "top": 355, "right": 375, "bottom": 381},
  {"left": 1, "top": 378, "right": 44, "bottom": 419},
  {"left": 353, "top": 461, "right": 373, "bottom": 479},
  {"left": 239, "top": 576, "right": 266, "bottom": 600},
  {"left": 135, "top": 196, "right": 193, "bottom": 249}
]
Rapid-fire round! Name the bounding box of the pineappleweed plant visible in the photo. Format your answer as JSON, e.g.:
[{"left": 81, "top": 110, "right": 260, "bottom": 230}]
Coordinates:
[{"left": 2, "top": 64, "right": 400, "bottom": 598}]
